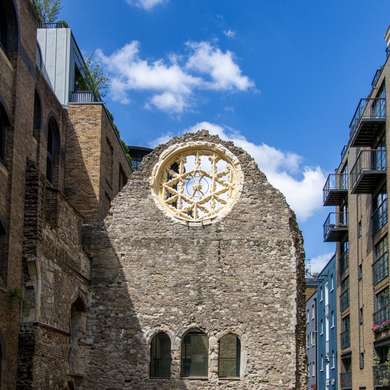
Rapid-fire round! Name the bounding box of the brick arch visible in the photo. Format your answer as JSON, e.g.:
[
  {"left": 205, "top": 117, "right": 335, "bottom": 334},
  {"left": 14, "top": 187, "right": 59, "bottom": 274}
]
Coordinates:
[{"left": 0, "top": 0, "right": 19, "bottom": 60}]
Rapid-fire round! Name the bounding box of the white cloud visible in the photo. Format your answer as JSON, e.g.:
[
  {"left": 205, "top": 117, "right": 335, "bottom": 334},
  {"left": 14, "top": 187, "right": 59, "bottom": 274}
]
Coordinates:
[
  {"left": 309, "top": 252, "right": 334, "bottom": 274},
  {"left": 96, "top": 41, "right": 253, "bottom": 113},
  {"left": 126, "top": 0, "right": 166, "bottom": 10},
  {"left": 223, "top": 29, "right": 236, "bottom": 39},
  {"left": 186, "top": 42, "right": 253, "bottom": 91},
  {"left": 150, "top": 121, "right": 326, "bottom": 221}
]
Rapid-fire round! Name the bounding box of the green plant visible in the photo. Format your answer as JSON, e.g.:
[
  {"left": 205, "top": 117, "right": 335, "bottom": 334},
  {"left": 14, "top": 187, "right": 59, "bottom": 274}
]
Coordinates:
[
  {"left": 84, "top": 54, "right": 109, "bottom": 100},
  {"left": 33, "top": 0, "right": 62, "bottom": 24}
]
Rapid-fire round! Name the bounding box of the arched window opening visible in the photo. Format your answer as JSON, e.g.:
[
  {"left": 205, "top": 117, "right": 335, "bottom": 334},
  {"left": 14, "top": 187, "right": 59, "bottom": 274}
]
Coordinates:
[
  {"left": 218, "top": 333, "right": 241, "bottom": 378},
  {"left": 0, "top": 105, "right": 9, "bottom": 165},
  {"left": 0, "top": 0, "right": 18, "bottom": 58},
  {"left": 69, "top": 297, "right": 86, "bottom": 376},
  {"left": 181, "top": 329, "right": 208, "bottom": 378},
  {"left": 33, "top": 91, "right": 42, "bottom": 139},
  {"left": 150, "top": 332, "right": 171, "bottom": 378},
  {"left": 46, "top": 117, "right": 60, "bottom": 184}
]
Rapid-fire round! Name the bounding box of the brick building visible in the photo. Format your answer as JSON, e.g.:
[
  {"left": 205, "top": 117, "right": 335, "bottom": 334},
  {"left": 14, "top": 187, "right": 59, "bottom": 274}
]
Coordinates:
[
  {"left": 0, "top": 1, "right": 131, "bottom": 389},
  {"left": 0, "top": 1, "right": 306, "bottom": 389},
  {"left": 322, "top": 26, "right": 390, "bottom": 390}
]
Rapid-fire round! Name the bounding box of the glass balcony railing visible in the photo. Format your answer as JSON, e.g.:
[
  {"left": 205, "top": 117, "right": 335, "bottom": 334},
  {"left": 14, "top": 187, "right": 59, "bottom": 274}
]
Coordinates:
[
  {"left": 373, "top": 253, "right": 389, "bottom": 285},
  {"left": 373, "top": 199, "right": 388, "bottom": 234},
  {"left": 69, "top": 90, "right": 100, "bottom": 103},
  {"left": 323, "top": 212, "right": 348, "bottom": 242}
]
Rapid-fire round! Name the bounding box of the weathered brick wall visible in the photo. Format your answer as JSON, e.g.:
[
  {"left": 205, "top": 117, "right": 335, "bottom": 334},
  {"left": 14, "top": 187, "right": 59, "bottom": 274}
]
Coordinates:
[{"left": 84, "top": 131, "right": 306, "bottom": 390}]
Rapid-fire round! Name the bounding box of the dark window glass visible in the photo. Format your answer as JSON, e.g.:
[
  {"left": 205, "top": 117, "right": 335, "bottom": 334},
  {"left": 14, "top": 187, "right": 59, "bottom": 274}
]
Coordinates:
[
  {"left": 218, "top": 334, "right": 240, "bottom": 378},
  {"left": 150, "top": 332, "right": 171, "bottom": 378},
  {"left": 0, "top": 0, "right": 18, "bottom": 57},
  {"left": 181, "top": 329, "right": 208, "bottom": 377},
  {"left": 33, "top": 91, "right": 42, "bottom": 138}
]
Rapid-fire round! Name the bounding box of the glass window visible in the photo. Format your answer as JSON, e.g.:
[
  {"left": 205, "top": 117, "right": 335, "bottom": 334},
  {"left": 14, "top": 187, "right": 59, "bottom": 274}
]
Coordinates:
[
  {"left": 320, "top": 320, "right": 324, "bottom": 335},
  {"left": 218, "top": 334, "right": 240, "bottom": 378},
  {"left": 320, "top": 288, "right": 323, "bottom": 302},
  {"left": 181, "top": 329, "right": 208, "bottom": 377},
  {"left": 150, "top": 332, "right": 171, "bottom": 378},
  {"left": 332, "top": 351, "right": 335, "bottom": 369},
  {"left": 320, "top": 355, "right": 324, "bottom": 371},
  {"left": 331, "top": 311, "right": 335, "bottom": 328},
  {"left": 331, "top": 274, "right": 334, "bottom": 291}
]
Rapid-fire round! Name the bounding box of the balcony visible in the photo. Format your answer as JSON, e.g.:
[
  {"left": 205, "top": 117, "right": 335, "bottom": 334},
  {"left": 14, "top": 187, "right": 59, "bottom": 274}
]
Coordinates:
[
  {"left": 341, "top": 330, "right": 351, "bottom": 349},
  {"left": 374, "top": 305, "right": 390, "bottom": 326},
  {"left": 350, "top": 149, "right": 386, "bottom": 194},
  {"left": 374, "top": 364, "right": 390, "bottom": 387},
  {"left": 323, "top": 212, "right": 348, "bottom": 242},
  {"left": 373, "top": 199, "right": 388, "bottom": 234},
  {"left": 340, "top": 251, "right": 349, "bottom": 277},
  {"left": 39, "top": 22, "right": 68, "bottom": 29},
  {"left": 349, "top": 98, "right": 386, "bottom": 147},
  {"left": 323, "top": 173, "right": 348, "bottom": 206},
  {"left": 340, "top": 372, "right": 352, "bottom": 388},
  {"left": 69, "top": 91, "right": 100, "bottom": 104},
  {"left": 340, "top": 289, "right": 350, "bottom": 312},
  {"left": 373, "top": 253, "right": 389, "bottom": 285}
]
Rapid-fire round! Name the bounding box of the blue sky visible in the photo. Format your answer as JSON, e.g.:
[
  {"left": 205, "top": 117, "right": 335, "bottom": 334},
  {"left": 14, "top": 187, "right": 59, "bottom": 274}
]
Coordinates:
[{"left": 62, "top": 0, "right": 390, "bottom": 273}]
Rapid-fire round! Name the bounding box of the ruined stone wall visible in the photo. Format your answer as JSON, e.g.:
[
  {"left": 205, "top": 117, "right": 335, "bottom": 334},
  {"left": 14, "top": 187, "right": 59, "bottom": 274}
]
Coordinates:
[{"left": 84, "top": 131, "right": 306, "bottom": 390}]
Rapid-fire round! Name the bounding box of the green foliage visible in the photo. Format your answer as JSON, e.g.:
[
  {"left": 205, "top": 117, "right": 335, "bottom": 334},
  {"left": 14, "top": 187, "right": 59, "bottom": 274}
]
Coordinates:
[
  {"left": 84, "top": 54, "right": 110, "bottom": 100},
  {"left": 33, "top": 0, "right": 62, "bottom": 24}
]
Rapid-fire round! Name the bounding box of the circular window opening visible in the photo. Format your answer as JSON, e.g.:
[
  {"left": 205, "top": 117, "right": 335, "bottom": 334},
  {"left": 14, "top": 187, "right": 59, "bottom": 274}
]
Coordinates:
[{"left": 151, "top": 141, "right": 243, "bottom": 225}]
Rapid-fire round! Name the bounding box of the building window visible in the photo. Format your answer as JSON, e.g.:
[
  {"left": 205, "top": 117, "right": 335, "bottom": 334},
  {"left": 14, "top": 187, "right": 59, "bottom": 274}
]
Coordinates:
[
  {"left": 218, "top": 334, "right": 240, "bottom": 378},
  {"left": 307, "top": 333, "right": 310, "bottom": 349},
  {"left": 311, "top": 331, "right": 316, "bottom": 346},
  {"left": 311, "top": 304, "right": 315, "bottom": 319},
  {"left": 373, "top": 236, "right": 389, "bottom": 285},
  {"left": 320, "top": 288, "right": 323, "bottom": 302},
  {"left": 359, "top": 307, "right": 364, "bottom": 325},
  {"left": 374, "top": 288, "right": 390, "bottom": 325},
  {"left": 320, "top": 320, "right": 324, "bottom": 335},
  {"left": 330, "top": 274, "right": 334, "bottom": 291},
  {"left": 332, "top": 351, "right": 335, "bottom": 369},
  {"left": 0, "top": 0, "right": 18, "bottom": 59},
  {"left": 320, "top": 355, "right": 324, "bottom": 371},
  {"left": 358, "top": 263, "right": 363, "bottom": 280},
  {"left": 359, "top": 352, "right": 364, "bottom": 369},
  {"left": 150, "top": 332, "right": 171, "bottom": 378},
  {"left": 46, "top": 117, "right": 60, "bottom": 185},
  {"left": 331, "top": 311, "right": 335, "bottom": 328},
  {"left": 312, "top": 362, "right": 315, "bottom": 377},
  {"left": 341, "top": 316, "right": 350, "bottom": 349},
  {"left": 358, "top": 220, "right": 362, "bottom": 238},
  {"left": 181, "top": 329, "right": 208, "bottom": 378},
  {"left": 373, "top": 184, "right": 388, "bottom": 234},
  {"left": 33, "top": 91, "right": 42, "bottom": 139},
  {"left": 306, "top": 309, "right": 309, "bottom": 324}
]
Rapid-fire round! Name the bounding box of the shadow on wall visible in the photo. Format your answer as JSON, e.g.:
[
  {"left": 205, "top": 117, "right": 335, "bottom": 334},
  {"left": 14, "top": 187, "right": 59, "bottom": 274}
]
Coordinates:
[{"left": 81, "top": 221, "right": 191, "bottom": 390}]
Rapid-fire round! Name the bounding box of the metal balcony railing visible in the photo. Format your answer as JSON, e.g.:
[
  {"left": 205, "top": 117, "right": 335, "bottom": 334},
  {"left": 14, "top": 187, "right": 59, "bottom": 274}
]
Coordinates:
[
  {"left": 339, "top": 251, "right": 349, "bottom": 276},
  {"left": 323, "top": 173, "right": 348, "bottom": 206},
  {"left": 350, "top": 149, "right": 386, "bottom": 193},
  {"left": 341, "top": 330, "right": 350, "bottom": 349},
  {"left": 373, "top": 253, "right": 389, "bottom": 285},
  {"left": 69, "top": 91, "right": 100, "bottom": 104},
  {"left": 340, "top": 372, "right": 352, "bottom": 388},
  {"left": 349, "top": 98, "right": 386, "bottom": 146},
  {"left": 374, "top": 363, "right": 390, "bottom": 387},
  {"left": 323, "top": 212, "right": 348, "bottom": 242},
  {"left": 374, "top": 304, "right": 390, "bottom": 325},
  {"left": 340, "top": 289, "right": 350, "bottom": 312},
  {"left": 373, "top": 199, "right": 388, "bottom": 234},
  {"left": 39, "top": 22, "right": 68, "bottom": 29}
]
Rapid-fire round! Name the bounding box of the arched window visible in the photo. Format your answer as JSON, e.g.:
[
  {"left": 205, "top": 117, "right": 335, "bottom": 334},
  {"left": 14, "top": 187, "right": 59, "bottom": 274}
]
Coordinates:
[
  {"left": 69, "top": 297, "right": 86, "bottom": 376},
  {"left": 33, "top": 91, "right": 42, "bottom": 139},
  {"left": 0, "top": 0, "right": 18, "bottom": 58},
  {"left": 218, "top": 333, "right": 241, "bottom": 378},
  {"left": 150, "top": 332, "right": 171, "bottom": 378},
  {"left": 181, "top": 329, "right": 208, "bottom": 378},
  {"left": 0, "top": 105, "right": 9, "bottom": 165},
  {"left": 46, "top": 117, "right": 60, "bottom": 184}
]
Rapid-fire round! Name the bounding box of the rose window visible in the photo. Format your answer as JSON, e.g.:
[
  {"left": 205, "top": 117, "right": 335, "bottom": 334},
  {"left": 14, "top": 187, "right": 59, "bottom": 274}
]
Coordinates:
[{"left": 151, "top": 142, "right": 243, "bottom": 225}]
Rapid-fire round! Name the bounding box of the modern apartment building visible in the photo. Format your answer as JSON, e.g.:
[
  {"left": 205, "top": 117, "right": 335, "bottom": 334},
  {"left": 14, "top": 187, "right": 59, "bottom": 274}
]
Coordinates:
[
  {"left": 306, "top": 278, "right": 318, "bottom": 390},
  {"left": 317, "top": 255, "right": 338, "bottom": 390},
  {"left": 323, "top": 26, "right": 390, "bottom": 390}
]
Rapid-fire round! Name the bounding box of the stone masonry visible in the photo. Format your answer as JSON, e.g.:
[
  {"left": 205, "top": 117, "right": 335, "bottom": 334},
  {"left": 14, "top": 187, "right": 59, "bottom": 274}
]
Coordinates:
[{"left": 83, "top": 131, "right": 306, "bottom": 390}]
